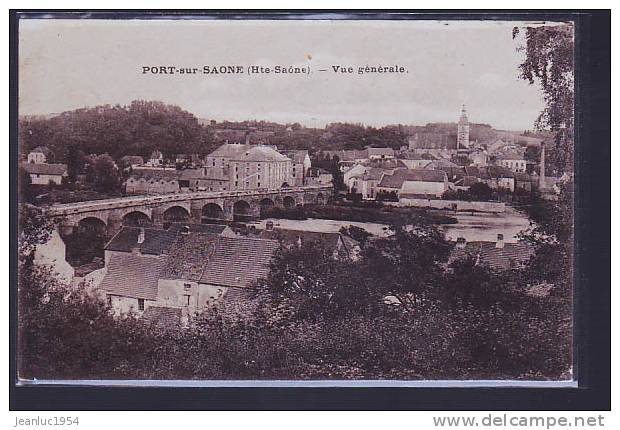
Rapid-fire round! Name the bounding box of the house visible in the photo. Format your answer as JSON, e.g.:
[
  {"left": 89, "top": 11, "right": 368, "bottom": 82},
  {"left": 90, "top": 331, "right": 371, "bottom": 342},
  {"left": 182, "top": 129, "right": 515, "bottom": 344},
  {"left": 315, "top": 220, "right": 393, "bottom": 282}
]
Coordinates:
[
  {"left": 281, "top": 150, "right": 312, "bottom": 186},
  {"left": 377, "top": 168, "right": 448, "bottom": 198},
  {"left": 179, "top": 167, "right": 230, "bottom": 192},
  {"left": 119, "top": 155, "right": 144, "bottom": 169},
  {"left": 254, "top": 224, "right": 360, "bottom": 260},
  {"left": 367, "top": 147, "right": 395, "bottom": 160},
  {"left": 397, "top": 152, "right": 433, "bottom": 169},
  {"left": 146, "top": 150, "right": 164, "bottom": 167},
  {"left": 27, "top": 146, "right": 51, "bottom": 164},
  {"left": 449, "top": 234, "right": 535, "bottom": 271},
  {"left": 514, "top": 172, "right": 533, "bottom": 192},
  {"left": 104, "top": 224, "right": 236, "bottom": 264},
  {"left": 470, "top": 150, "right": 489, "bottom": 167},
  {"left": 478, "top": 166, "right": 516, "bottom": 192},
  {"left": 496, "top": 151, "right": 527, "bottom": 173},
  {"left": 22, "top": 162, "right": 68, "bottom": 185},
  {"left": 321, "top": 150, "right": 369, "bottom": 171},
  {"left": 307, "top": 168, "right": 333, "bottom": 186},
  {"left": 98, "top": 227, "right": 279, "bottom": 323},
  {"left": 347, "top": 167, "right": 389, "bottom": 199},
  {"left": 229, "top": 145, "right": 292, "bottom": 190}
]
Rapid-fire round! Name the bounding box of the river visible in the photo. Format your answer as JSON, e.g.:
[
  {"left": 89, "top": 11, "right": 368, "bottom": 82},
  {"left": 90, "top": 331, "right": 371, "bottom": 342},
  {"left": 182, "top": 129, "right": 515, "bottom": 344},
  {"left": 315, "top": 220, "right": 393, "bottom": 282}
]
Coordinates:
[{"left": 254, "top": 206, "right": 531, "bottom": 243}]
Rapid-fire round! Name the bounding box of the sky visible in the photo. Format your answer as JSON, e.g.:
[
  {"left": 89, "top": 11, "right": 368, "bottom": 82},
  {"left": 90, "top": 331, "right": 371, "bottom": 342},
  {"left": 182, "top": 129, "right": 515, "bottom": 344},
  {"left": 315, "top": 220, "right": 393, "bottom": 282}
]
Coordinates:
[{"left": 18, "top": 19, "right": 554, "bottom": 130}]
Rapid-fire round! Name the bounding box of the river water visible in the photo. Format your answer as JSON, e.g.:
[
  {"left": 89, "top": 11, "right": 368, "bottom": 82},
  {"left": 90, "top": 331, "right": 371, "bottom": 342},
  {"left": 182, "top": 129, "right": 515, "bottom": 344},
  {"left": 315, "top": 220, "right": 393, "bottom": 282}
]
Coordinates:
[{"left": 254, "top": 206, "right": 531, "bottom": 243}]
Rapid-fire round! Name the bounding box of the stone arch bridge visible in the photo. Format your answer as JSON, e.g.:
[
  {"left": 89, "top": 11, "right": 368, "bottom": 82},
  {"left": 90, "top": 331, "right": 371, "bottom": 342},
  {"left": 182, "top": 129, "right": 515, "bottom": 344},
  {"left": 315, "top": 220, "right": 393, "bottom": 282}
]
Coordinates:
[{"left": 47, "top": 185, "right": 332, "bottom": 236}]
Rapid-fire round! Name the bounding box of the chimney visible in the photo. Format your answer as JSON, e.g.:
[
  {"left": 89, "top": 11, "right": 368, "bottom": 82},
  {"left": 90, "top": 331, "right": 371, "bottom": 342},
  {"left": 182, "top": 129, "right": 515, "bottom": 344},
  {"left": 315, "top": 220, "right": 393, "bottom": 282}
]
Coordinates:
[
  {"left": 137, "top": 227, "right": 145, "bottom": 244},
  {"left": 539, "top": 142, "right": 547, "bottom": 189},
  {"left": 496, "top": 233, "right": 505, "bottom": 249},
  {"left": 456, "top": 237, "right": 467, "bottom": 249},
  {"left": 266, "top": 220, "right": 274, "bottom": 231},
  {"left": 296, "top": 235, "right": 303, "bottom": 248}
]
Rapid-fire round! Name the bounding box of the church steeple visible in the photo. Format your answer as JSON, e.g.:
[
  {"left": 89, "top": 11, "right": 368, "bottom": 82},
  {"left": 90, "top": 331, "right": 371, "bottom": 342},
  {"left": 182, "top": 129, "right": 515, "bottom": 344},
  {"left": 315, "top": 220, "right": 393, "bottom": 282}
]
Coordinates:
[{"left": 457, "top": 104, "right": 470, "bottom": 149}]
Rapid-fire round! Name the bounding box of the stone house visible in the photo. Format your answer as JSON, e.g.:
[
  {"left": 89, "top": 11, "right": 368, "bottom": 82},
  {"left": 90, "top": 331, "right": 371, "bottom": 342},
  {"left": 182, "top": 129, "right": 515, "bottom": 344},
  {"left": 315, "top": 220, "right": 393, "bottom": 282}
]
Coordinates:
[
  {"left": 98, "top": 225, "right": 278, "bottom": 323},
  {"left": 377, "top": 168, "right": 448, "bottom": 198},
  {"left": 27, "top": 146, "right": 51, "bottom": 164},
  {"left": 22, "top": 162, "right": 68, "bottom": 185},
  {"left": 281, "top": 150, "right": 312, "bottom": 186}
]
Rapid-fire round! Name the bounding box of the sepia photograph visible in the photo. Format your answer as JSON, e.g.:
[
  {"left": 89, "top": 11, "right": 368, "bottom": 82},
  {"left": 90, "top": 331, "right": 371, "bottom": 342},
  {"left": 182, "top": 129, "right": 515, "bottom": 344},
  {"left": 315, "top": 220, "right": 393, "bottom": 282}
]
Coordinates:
[{"left": 15, "top": 15, "right": 576, "bottom": 385}]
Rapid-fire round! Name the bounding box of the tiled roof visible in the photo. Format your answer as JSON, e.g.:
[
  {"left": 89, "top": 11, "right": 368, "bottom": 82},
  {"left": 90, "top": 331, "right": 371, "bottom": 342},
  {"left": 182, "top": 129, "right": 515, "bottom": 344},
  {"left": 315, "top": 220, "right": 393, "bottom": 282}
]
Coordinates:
[
  {"left": 22, "top": 162, "right": 67, "bottom": 176},
  {"left": 427, "top": 159, "right": 459, "bottom": 169},
  {"left": 367, "top": 147, "right": 395, "bottom": 156},
  {"left": 496, "top": 151, "right": 525, "bottom": 160},
  {"left": 378, "top": 169, "right": 447, "bottom": 188},
  {"left": 130, "top": 168, "right": 181, "bottom": 181},
  {"left": 281, "top": 150, "right": 309, "bottom": 163},
  {"left": 462, "top": 176, "right": 479, "bottom": 187},
  {"left": 486, "top": 165, "right": 515, "bottom": 178},
  {"left": 161, "top": 233, "right": 221, "bottom": 281},
  {"left": 438, "top": 166, "right": 467, "bottom": 181},
  {"left": 257, "top": 228, "right": 342, "bottom": 252},
  {"left": 450, "top": 241, "right": 534, "bottom": 271},
  {"left": 322, "top": 150, "right": 368, "bottom": 162},
  {"left": 232, "top": 146, "right": 290, "bottom": 162},
  {"left": 30, "top": 146, "right": 51, "bottom": 156},
  {"left": 99, "top": 254, "right": 165, "bottom": 300},
  {"left": 208, "top": 143, "right": 252, "bottom": 158},
  {"left": 142, "top": 306, "right": 182, "bottom": 327},
  {"left": 201, "top": 236, "right": 279, "bottom": 288},
  {"left": 398, "top": 151, "right": 435, "bottom": 160},
  {"left": 514, "top": 172, "right": 532, "bottom": 182},
  {"left": 120, "top": 155, "right": 144, "bottom": 164},
  {"left": 105, "top": 227, "right": 178, "bottom": 255},
  {"left": 352, "top": 167, "right": 387, "bottom": 181},
  {"left": 178, "top": 168, "right": 206, "bottom": 180},
  {"left": 167, "top": 223, "right": 229, "bottom": 235},
  {"left": 160, "top": 233, "right": 279, "bottom": 288}
]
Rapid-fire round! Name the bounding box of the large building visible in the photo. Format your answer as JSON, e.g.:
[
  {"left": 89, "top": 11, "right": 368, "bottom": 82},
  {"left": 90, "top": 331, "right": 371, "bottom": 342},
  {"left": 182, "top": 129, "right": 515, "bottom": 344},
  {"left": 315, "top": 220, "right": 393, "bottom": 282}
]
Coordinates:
[
  {"left": 229, "top": 146, "right": 292, "bottom": 190},
  {"left": 205, "top": 143, "right": 252, "bottom": 169}
]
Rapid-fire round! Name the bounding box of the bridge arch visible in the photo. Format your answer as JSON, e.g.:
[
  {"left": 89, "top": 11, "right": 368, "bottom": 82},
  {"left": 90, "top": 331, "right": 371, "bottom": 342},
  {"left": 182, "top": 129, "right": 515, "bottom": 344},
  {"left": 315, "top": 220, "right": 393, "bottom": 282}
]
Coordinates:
[
  {"left": 283, "top": 195, "right": 296, "bottom": 209},
  {"left": 259, "top": 197, "right": 275, "bottom": 218},
  {"left": 233, "top": 200, "right": 252, "bottom": 222},
  {"left": 76, "top": 216, "right": 108, "bottom": 234},
  {"left": 163, "top": 205, "right": 190, "bottom": 223},
  {"left": 122, "top": 210, "right": 152, "bottom": 227},
  {"left": 201, "top": 203, "right": 225, "bottom": 223}
]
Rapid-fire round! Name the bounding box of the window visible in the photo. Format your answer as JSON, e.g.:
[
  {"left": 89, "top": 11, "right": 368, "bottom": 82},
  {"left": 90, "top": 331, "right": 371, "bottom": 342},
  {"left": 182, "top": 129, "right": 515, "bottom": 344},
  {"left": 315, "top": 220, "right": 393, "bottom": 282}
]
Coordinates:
[
  {"left": 184, "top": 295, "right": 191, "bottom": 306},
  {"left": 212, "top": 161, "right": 216, "bottom": 167},
  {"left": 107, "top": 295, "right": 112, "bottom": 307},
  {"left": 138, "top": 299, "right": 144, "bottom": 311},
  {"left": 184, "top": 283, "right": 192, "bottom": 290},
  {"left": 257, "top": 182, "right": 261, "bottom": 188}
]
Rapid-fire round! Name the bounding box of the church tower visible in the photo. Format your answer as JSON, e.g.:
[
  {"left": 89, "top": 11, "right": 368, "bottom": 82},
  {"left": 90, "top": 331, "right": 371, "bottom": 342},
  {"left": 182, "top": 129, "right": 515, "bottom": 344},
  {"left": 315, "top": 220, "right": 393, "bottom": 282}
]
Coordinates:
[{"left": 457, "top": 104, "right": 470, "bottom": 150}]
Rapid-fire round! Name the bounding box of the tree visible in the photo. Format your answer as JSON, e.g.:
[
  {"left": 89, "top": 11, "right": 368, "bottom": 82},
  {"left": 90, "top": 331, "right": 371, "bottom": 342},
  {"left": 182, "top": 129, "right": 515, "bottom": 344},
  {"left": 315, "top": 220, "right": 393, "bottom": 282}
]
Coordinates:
[
  {"left": 513, "top": 23, "right": 574, "bottom": 173},
  {"left": 86, "top": 153, "right": 120, "bottom": 192}
]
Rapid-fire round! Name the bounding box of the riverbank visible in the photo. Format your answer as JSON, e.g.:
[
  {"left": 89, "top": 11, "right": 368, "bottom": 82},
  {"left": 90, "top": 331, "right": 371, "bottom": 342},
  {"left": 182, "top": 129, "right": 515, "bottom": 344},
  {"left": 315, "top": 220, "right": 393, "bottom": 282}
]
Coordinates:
[{"left": 261, "top": 203, "right": 458, "bottom": 226}]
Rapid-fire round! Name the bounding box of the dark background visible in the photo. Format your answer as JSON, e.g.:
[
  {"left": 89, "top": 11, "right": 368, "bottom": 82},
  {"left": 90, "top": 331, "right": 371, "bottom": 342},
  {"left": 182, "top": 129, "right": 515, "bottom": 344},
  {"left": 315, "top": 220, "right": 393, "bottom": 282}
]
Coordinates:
[{"left": 9, "top": 9, "right": 611, "bottom": 410}]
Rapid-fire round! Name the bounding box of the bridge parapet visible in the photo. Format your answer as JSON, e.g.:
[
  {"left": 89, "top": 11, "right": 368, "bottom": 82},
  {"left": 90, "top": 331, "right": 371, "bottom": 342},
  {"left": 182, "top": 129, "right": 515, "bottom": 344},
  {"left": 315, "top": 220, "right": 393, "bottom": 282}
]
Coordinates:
[{"left": 46, "top": 185, "right": 332, "bottom": 217}]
